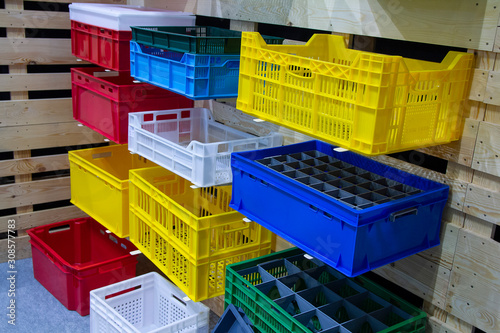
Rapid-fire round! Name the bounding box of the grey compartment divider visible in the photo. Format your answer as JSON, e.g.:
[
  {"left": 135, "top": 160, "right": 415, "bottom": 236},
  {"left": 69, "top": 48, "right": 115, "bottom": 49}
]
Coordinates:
[{"left": 256, "top": 150, "right": 423, "bottom": 210}]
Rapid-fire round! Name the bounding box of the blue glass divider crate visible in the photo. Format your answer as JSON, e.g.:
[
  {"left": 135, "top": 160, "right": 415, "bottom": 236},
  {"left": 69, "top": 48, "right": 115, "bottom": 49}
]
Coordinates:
[
  {"left": 130, "top": 41, "right": 239, "bottom": 100},
  {"left": 229, "top": 140, "right": 448, "bottom": 277}
]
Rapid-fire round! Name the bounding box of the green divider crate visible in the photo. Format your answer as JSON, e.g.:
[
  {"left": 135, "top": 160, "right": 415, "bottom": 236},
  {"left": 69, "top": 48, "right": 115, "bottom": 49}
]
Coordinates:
[{"left": 225, "top": 248, "right": 426, "bottom": 333}]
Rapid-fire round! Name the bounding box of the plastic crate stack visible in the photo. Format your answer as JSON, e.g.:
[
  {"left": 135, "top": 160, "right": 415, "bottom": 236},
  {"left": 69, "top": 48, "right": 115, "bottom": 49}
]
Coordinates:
[
  {"left": 122, "top": 26, "right": 285, "bottom": 303},
  {"left": 69, "top": 3, "right": 196, "bottom": 144},
  {"left": 224, "top": 32, "right": 474, "bottom": 278},
  {"left": 219, "top": 32, "right": 474, "bottom": 332},
  {"left": 128, "top": 26, "right": 283, "bottom": 100}
]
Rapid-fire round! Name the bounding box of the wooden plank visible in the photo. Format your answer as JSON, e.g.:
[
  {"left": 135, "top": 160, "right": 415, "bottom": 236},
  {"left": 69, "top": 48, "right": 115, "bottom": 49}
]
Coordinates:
[
  {"left": 453, "top": 228, "right": 500, "bottom": 293},
  {"left": 0, "top": 206, "right": 86, "bottom": 233},
  {"left": 209, "top": 100, "right": 314, "bottom": 145},
  {"left": 418, "top": 222, "right": 460, "bottom": 271},
  {"left": 0, "top": 73, "right": 71, "bottom": 92},
  {"left": 469, "top": 69, "right": 488, "bottom": 102},
  {"left": 0, "top": 9, "right": 70, "bottom": 29},
  {"left": 464, "top": 184, "right": 500, "bottom": 226},
  {"left": 201, "top": 296, "right": 224, "bottom": 317},
  {"left": 463, "top": 214, "right": 495, "bottom": 238},
  {"left": 0, "top": 38, "right": 76, "bottom": 65},
  {"left": 472, "top": 50, "right": 496, "bottom": 71},
  {"left": 445, "top": 315, "right": 475, "bottom": 333},
  {"left": 447, "top": 273, "right": 500, "bottom": 332},
  {"left": 472, "top": 121, "right": 500, "bottom": 177},
  {"left": 0, "top": 122, "right": 105, "bottom": 152},
  {"left": 484, "top": 71, "right": 500, "bottom": 106},
  {"left": 143, "top": 0, "right": 500, "bottom": 51},
  {"left": 373, "top": 254, "right": 450, "bottom": 309},
  {"left": 0, "top": 177, "right": 70, "bottom": 210},
  {"left": 0, "top": 98, "right": 73, "bottom": 127},
  {"left": 0, "top": 154, "right": 70, "bottom": 177},
  {"left": 418, "top": 118, "right": 479, "bottom": 167},
  {"left": 466, "top": 100, "right": 486, "bottom": 121},
  {"left": 0, "top": 235, "right": 31, "bottom": 262},
  {"left": 485, "top": 103, "right": 500, "bottom": 123}
]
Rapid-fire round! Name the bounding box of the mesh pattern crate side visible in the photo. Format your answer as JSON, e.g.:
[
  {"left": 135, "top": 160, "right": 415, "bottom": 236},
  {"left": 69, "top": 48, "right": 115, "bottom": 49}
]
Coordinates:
[{"left": 237, "top": 32, "right": 473, "bottom": 155}]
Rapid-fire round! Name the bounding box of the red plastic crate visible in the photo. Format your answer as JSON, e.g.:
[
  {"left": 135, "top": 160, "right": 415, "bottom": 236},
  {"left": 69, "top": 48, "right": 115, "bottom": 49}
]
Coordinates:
[
  {"left": 27, "top": 217, "right": 139, "bottom": 316},
  {"left": 71, "top": 67, "right": 193, "bottom": 144},
  {"left": 71, "top": 20, "right": 132, "bottom": 71}
]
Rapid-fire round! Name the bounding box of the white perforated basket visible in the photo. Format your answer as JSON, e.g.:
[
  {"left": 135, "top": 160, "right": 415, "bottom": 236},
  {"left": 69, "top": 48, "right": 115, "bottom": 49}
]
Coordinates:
[
  {"left": 90, "top": 272, "right": 209, "bottom": 333},
  {"left": 128, "top": 108, "right": 283, "bottom": 187}
]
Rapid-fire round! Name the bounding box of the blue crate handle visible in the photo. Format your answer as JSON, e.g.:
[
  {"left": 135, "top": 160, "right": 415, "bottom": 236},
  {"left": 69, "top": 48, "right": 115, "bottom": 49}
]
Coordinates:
[{"left": 389, "top": 206, "right": 418, "bottom": 222}]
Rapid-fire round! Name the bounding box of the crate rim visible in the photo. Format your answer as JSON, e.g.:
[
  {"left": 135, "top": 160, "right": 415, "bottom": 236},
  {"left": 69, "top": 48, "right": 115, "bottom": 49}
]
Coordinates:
[
  {"left": 26, "top": 217, "right": 138, "bottom": 275},
  {"left": 231, "top": 140, "right": 449, "bottom": 226},
  {"left": 130, "top": 166, "right": 244, "bottom": 221},
  {"left": 68, "top": 145, "right": 131, "bottom": 190}
]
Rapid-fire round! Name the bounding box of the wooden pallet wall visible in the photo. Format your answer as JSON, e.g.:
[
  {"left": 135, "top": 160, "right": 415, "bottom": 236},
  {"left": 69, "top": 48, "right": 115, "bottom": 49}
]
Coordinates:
[{"left": 0, "top": 0, "right": 125, "bottom": 261}]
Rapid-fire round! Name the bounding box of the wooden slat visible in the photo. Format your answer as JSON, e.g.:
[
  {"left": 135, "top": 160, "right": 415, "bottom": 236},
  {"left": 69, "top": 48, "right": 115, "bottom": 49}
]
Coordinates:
[
  {"left": 418, "top": 118, "right": 479, "bottom": 167},
  {"left": 418, "top": 222, "right": 460, "bottom": 271},
  {"left": 0, "top": 73, "right": 71, "bottom": 92},
  {"left": 447, "top": 272, "right": 499, "bottom": 332},
  {"left": 472, "top": 121, "right": 500, "bottom": 177},
  {"left": 0, "top": 122, "right": 105, "bottom": 152},
  {"left": 0, "top": 177, "right": 70, "bottom": 210},
  {"left": 464, "top": 184, "right": 500, "bottom": 225},
  {"left": 0, "top": 154, "right": 70, "bottom": 177},
  {"left": 453, "top": 228, "right": 500, "bottom": 294},
  {"left": 374, "top": 254, "right": 450, "bottom": 309},
  {"left": 0, "top": 9, "right": 70, "bottom": 29},
  {"left": 0, "top": 235, "right": 31, "bottom": 262},
  {"left": 0, "top": 205, "right": 86, "bottom": 233},
  {"left": 463, "top": 214, "right": 496, "bottom": 237},
  {"left": 467, "top": 100, "right": 486, "bottom": 121},
  {"left": 485, "top": 71, "right": 500, "bottom": 106},
  {"left": 485, "top": 103, "right": 500, "bottom": 123},
  {"left": 469, "top": 69, "right": 488, "bottom": 102},
  {"left": 201, "top": 296, "right": 224, "bottom": 317},
  {"left": 0, "top": 38, "right": 76, "bottom": 65},
  {"left": 0, "top": 98, "right": 73, "bottom": 127},
  {"left": 143, "top": 0, "right": 500, "bottom": 51}
]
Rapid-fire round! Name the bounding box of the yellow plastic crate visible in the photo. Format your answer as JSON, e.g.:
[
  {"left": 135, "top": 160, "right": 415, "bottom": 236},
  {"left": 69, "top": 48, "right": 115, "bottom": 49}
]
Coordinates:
[
  {"left": 237, "top": 32, "right": 474, "bottom": 155},
  {"left": 69, "top": 144, "right": 156, "bottom": 238},
  {"left": 129, "top": 166, "right": 273, "bottom": 301}
]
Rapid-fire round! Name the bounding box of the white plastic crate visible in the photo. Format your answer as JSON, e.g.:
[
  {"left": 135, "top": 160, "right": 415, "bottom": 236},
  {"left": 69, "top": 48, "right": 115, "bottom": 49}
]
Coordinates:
[
  {"left": 90, "top": 272, "right": 209, "bottom": 333},
  {"left": 69, "top": 3, "right": 195, "bottom": 31},
  {"left": 128, "top": 108, "right": 283, "bottom": 187}
]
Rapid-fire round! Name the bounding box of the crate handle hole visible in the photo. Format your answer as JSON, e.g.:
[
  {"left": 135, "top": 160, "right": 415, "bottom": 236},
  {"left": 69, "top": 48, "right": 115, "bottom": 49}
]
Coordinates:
[
  {"left": 390, "top": 207, "right": 418, "bottom": 222},
  {"left": 105, "top": 285, "right": 141, "bottom": 300},
  {"left": 92, "top": 151, "right": 112, "bottom": 159},
  {"left": 309, "top": 204, "right": 319, "bottom": 212},
  {"left": 48, "top": 224, "right": 70, "bottom": 233},
  {"left": 108, "top": 88, "right": 113, "bottom": 93},
  {"left": 109, "top": 235, "right": 118, "bottom": 244},
  {"left": 121, "top": 243, "right": 127, "bottom": 250},
  {"left": 100, "top": 84, "right": 105, "bottom": 90},
  {"left": 171, "top": 294, "right": 187, "bottom": 306}
]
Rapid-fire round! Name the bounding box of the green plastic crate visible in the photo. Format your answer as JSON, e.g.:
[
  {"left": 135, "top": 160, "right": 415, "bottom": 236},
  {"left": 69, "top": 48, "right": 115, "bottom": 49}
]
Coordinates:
[
  {"left": 225, "top": 248, "right": 426, "bottom": 333},
  {"left": 131, "top": 26, "right": 283, "bottom": 54}
]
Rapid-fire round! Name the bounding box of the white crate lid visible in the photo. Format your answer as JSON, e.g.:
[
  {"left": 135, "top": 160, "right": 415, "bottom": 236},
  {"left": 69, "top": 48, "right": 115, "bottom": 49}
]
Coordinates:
[{"left": 69, "top": 3, "right": 195, "bottom": 31}]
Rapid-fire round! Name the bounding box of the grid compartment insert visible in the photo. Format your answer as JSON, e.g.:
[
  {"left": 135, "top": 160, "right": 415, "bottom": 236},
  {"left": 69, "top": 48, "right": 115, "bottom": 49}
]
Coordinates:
[
  {"left": 256, "top": 151, "right": 422, "bottom": 210},
  {"left": 225, "top": 248, "right": 427, "bottom": 333}
]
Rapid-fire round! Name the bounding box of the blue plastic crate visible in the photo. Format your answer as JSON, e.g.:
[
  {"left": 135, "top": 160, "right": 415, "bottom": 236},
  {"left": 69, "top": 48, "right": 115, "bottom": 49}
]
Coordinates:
[
  {"left": 229, "top": 140, "right": 448, "bottom": 277},
  {"left": 130, "top": 41, "right": 239, "bottom": 100},
  {"left": 212, "top": 304, "right": 255, "bottom": 333}
]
